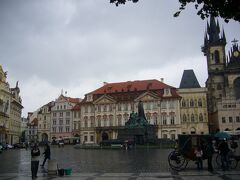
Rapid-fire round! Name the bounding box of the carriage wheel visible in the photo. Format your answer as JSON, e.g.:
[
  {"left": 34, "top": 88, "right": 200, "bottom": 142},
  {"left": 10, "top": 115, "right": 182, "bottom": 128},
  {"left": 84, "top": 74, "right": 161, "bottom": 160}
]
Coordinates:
[
  {"left": 168, "top": 150, "right": 186, "bottom": 171},
  {"left": 229, "top": 156, "right": 238, "bottom": 169},
  {"left": 216, "top": 154, "right": 238, "bottom": 169}
]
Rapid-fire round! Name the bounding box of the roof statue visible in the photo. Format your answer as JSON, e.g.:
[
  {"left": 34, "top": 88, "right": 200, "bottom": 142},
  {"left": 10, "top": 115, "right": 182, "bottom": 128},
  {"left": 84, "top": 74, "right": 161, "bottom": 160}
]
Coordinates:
[{"left": 125, "top": 101, "right": 148, "bottom": 128}]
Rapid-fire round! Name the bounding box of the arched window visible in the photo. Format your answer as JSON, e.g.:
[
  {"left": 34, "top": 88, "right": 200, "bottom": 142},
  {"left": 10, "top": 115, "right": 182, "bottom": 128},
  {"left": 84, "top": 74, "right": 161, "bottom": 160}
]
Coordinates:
[
  {"left": 214, "top": 50, "right": 220, "bottom": 63},
  {"left": 198, "top": 99, "right": 202, "bottom": 107},
  {"left": 190, "top": 99, "right": 194, "bottom": 107},
  {"left": 191, "top": 114, "right": 195, "bottom": 122},
  {"left": 183, "top": 114, "right": 187, "bottom": 122},
  {"left": 199, "top": 113, "right": 203, "bottom": 122},
  {"left": 182, "top": 99, "right": 186, "bottom": 107}
]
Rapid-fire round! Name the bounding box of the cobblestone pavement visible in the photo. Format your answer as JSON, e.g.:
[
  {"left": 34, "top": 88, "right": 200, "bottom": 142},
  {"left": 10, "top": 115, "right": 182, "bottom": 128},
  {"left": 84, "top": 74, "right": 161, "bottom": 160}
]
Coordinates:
[
  {"left": 0, "top": 146, "right": 239, "bottom": 179},
  {"left": 0, "top": 171, "right": 240, "bottom": 180}
]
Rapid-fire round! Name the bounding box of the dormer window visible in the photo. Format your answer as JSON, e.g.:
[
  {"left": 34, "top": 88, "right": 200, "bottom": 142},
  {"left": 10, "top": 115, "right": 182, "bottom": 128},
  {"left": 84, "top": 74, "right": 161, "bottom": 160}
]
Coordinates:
[
  {"left": 163, "top": 88, "right": 171, "bottom": 96},
  {"left": 87, "top": 94, "right": 93, "bottom": 102}
]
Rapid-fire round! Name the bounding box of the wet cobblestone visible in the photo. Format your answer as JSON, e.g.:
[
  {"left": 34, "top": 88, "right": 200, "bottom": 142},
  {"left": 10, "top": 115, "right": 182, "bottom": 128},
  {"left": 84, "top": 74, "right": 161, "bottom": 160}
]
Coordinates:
[{"left": 0, "top": 146, "right": 239, "bottom": 179}]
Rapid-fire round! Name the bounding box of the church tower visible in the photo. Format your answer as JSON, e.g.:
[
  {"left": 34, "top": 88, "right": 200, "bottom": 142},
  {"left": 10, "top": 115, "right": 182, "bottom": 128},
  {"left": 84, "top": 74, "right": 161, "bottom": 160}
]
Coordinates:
[{"left": 202, "top": 16, "right": 227, "bottom": 113}]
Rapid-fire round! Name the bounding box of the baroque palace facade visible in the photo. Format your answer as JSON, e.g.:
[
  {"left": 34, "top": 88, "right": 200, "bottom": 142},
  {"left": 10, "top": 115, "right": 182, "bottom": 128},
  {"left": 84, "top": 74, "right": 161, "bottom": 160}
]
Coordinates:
[{"left": 0, "top": 65, "right": 23, "bottom": 144}]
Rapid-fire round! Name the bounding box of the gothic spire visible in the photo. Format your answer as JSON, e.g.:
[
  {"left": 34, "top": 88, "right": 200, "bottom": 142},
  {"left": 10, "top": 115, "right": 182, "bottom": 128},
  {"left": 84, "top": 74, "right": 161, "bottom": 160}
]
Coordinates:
[
  {"left": 222, "top": 29, "right": 226, "bottom": 44},
  {"left": 208, "top": 16, "right": 220, "bottom": 43}
]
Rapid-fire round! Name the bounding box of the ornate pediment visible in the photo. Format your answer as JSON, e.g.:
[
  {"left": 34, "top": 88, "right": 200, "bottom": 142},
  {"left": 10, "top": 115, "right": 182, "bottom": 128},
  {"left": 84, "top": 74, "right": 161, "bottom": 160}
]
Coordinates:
[
  {"left": 135, "top": 91, "right": 159, "bottom": 102},
  {"left": 94, "top": 95, "right": 116, "bottom": 104}
]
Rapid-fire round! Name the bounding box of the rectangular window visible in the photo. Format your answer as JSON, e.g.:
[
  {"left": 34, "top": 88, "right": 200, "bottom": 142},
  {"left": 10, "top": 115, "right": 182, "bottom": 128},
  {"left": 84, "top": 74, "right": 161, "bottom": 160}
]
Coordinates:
[
  {"left": 162, "top": 116, "right": 167, "bottom": 125},
  {"left": 85, "top": 106, "right": 88, "bottom": 113},
  {"left": 53, "top": 119, "right": 56, "bottom": 125},
  {"left": 74, "top": 122, "right": 77, "bottom": 130},
  {"left": 222, "top": 117, "right": 226, "bottom": 123},
  {"left": 59, "top": 119, "right": 63, "bottom": 125},
  {"left": 103, "top": 105, "right": 107, "bottom": 112},
  {"left": 236, "top": 116, "right": 240, "bottom": 123},
  {"left": 66, "top": 119, "right": 70, "bottom": 125},
  {"left": 124, "top": 104, "right": 128, "bottom": 111},
  {"left": 66, "top": 112, "right": 70, "bottom": 116},
  {"left": 91, "top": 106, "right": 95, "bottom": 113},
  {"left": 66, "top": 126, "right": 70, "bottom": 132},
  {"left": 169, "top": 101, "right": 174, "bottom": 109},
  {"left": 229, "top": 117, "right": 233, "bottom": 123},
  {"left": 84, "top": 136, "right": 87, "bottom": 142},
  {"left": 60, "top": 112, "right": 63, "bottom": 117},
  {"left": 118, "top": 104, "right": 122, "bottom": 111},
  {"left": 161, "top": 101, "right": 166, "bottom": 109},
  {"left": 97, "top": 105, "right": 101, "bottom": 112},
  {"left": 171, "top": 134, "right": 175, "bottom": 140},
  {"left": 59, "top": 127, "right": 62, "bottom": 132},
  {"left": 170, "top": 116, "right": 175, "bottom": 125},
  {"left": 109, "top": 105, "right": 112, "bottom": 112},
  {"left": 90, "top": 135, "right": 94, "bottom": 142},
  {"left": 53, "top": 112, "right": 57, "bottom": 117},
  {"left": 74, "top": 112, "right": 77, "bottom": 118}
]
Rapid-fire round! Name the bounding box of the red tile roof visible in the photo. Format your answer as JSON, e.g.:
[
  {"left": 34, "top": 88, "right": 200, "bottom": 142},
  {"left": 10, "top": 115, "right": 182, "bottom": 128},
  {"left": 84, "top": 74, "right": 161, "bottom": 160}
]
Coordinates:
[
  {"left": 92, "top": 79, "right": 171, "bottom": 95},
  {"left": 72, "top": 103, "right": 81, "bottom": 110}
]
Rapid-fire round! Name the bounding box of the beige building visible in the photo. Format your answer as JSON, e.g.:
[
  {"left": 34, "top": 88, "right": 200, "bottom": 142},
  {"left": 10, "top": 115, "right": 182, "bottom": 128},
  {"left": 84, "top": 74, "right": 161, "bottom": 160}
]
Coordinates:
[
  {"left": 217, "top": 98, "right": 240, "bottom": 134},
  {"left": 80, "top": 79, "right": 181, "bottom": 144},
  {"left": 0, "top": 65, "right": 23, "bottom": 144},
  {"left": 50, "top": 94, "right": 81, "bottom": 141},
  {"left": 37, "top": 101, "right": 54, "bottom": 142},
  {"left": 202, "top": 17, "right": 240, "bottom": 133},
  {"left": 178, "top": 70, "right": 209, "bottom": 135}
]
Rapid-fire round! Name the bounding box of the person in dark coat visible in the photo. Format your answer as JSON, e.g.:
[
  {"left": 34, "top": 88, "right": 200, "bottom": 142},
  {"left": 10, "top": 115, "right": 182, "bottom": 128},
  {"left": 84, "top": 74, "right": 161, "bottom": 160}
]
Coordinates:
[
  {"left": 31, "top": 144, "right": 40, "bottom": 179},
  {"left": 41, "top": 144, "right": 51, "bottom": 167},
  {"left": 218, "top": 138, "right": 230, "bottom": 170},
  {"left": 205, "top": 140, "right": 214, "bottom": 171}
]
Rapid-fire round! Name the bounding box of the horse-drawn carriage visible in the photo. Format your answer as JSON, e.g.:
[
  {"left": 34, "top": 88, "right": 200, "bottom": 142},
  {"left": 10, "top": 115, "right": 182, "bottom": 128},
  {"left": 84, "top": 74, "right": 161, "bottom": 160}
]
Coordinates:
[{"left": 168, "top": 134, "right": 213, "bottom": 171}]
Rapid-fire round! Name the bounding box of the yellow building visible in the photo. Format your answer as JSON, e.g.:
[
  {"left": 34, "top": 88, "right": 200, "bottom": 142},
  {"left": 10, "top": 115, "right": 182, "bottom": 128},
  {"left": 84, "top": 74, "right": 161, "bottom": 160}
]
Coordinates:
[
  {"left": 178, "top": 70, "right": 209, "bottom": 135},
  {"left": 0, "top": 65, "right": 23, "bottom": 144}
]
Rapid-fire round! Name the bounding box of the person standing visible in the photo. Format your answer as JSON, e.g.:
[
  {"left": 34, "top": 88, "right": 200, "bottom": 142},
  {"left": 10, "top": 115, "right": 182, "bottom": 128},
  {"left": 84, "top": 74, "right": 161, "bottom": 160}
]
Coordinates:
[
  {"left": 31, "top": 144, "right": 40, "bottom": 179},
  {"left": 205, "top": 140, "right": 214, "bottom": 171},
  {"left": 41, "top": 143, "right": 51, "bottom": 167},
  {"left": 218, "top": 138, "right": 230, "bottom": 170},
  {"left": 194, "top": 146, "right": 203, "bottom": 170}
]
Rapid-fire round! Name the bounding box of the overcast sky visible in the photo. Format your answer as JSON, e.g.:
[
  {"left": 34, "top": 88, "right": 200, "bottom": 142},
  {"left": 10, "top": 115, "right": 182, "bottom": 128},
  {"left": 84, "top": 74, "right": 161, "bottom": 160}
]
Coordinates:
[{"left": 0, "top": 0, "right": 239, "bottom": 117}]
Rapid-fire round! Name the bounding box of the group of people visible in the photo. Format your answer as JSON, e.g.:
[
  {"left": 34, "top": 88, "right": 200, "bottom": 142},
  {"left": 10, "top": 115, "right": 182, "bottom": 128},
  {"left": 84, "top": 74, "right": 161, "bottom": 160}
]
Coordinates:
[
  {"left": 31, "top": 143, "right": 51, "bottom": 179},
  {"left": 194, "top": 138, "right": 239, "bottom": 171}
]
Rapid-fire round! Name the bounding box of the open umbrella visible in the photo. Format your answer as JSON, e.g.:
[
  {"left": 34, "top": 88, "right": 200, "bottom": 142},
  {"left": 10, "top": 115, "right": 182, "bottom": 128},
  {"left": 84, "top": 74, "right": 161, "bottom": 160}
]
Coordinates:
[{"left": 214, "top": 132, "right": 231, "bottom": 139}]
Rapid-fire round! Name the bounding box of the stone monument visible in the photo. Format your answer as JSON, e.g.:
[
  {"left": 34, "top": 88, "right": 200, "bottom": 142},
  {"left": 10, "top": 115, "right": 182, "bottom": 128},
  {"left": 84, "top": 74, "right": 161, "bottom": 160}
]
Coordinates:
[{"left": 118, "top": 101, "right": 158, "bottom": 145}]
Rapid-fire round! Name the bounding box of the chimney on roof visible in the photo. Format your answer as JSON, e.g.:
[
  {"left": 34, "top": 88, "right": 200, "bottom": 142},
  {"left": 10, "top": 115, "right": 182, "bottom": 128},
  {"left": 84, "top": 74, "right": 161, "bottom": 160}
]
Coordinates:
[
  {"left": 103, "top": 82, "right": 108, "bottom": 86},
  {"left": 160, "top": 78, "right": 164, "bottom": 82}
]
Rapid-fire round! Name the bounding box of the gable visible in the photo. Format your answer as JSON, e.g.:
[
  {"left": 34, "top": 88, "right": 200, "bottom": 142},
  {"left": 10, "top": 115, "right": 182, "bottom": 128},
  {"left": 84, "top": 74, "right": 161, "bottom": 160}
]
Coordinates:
[
  {"left": 94, "top": 95, "right": 116, "bottom": 104},
  {"left": 135, "top": 91, "right": 159, "bottom": 102}
]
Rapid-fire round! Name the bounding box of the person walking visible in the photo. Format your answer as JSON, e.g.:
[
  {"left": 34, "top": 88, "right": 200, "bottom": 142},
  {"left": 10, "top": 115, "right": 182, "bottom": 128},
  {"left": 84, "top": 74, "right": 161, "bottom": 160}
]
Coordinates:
[
  {"left": 205, "top": 140, "right": 214, "bottom": 171},
  {"left": 31, "top": 144, "right": 40, "bottom": 179},
  {"left": 218, "top": 138, "right": 230, "bottom": 171},
  {"left": 194, "top": 146, "right": 203, "bottom": 170},
  {"left": 41, "top": 143, "right": 51, "bottom": 167}
]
